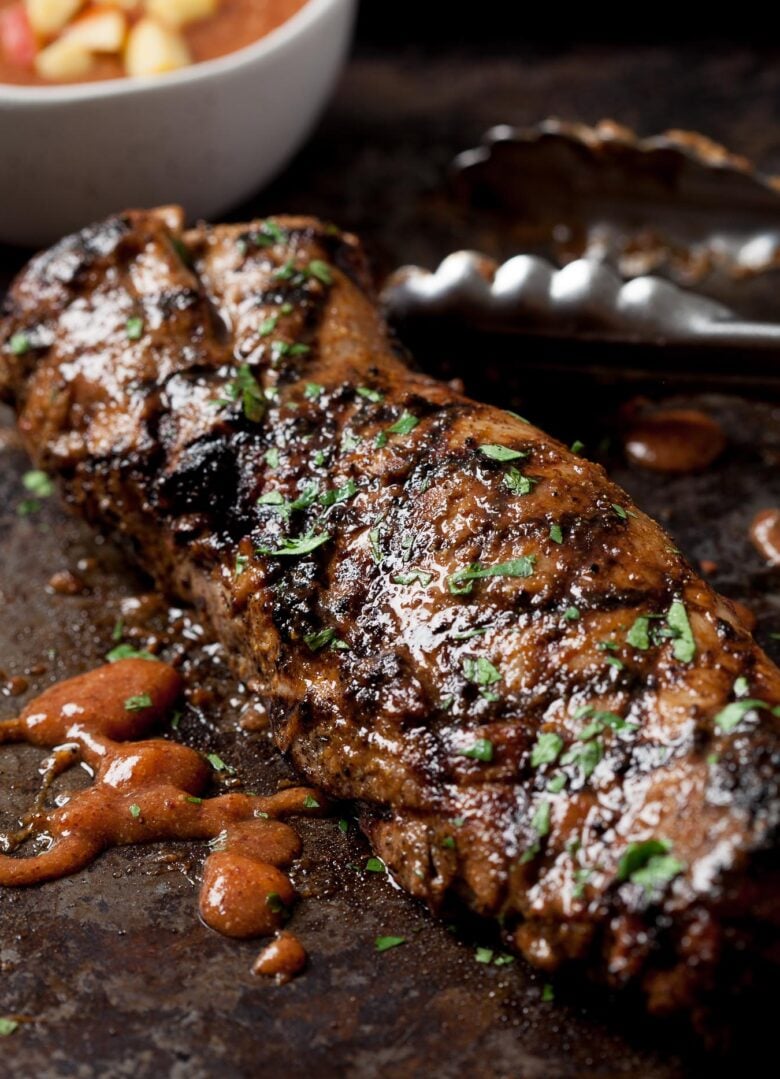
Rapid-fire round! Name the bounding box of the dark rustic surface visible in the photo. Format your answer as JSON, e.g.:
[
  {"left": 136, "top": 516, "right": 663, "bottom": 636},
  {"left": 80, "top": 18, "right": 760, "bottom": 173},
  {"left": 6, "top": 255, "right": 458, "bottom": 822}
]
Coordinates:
[{"left": 3, "top": 24, "right": 780, "bottom": 1079}]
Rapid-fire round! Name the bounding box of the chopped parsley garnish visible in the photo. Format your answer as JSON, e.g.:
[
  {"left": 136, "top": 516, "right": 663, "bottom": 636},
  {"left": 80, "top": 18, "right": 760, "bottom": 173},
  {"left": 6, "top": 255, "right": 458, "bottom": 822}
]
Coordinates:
[
  {"left": 186, "top": 796, "right": 202, "bottom": 805},
  {"left": 243, "top": 220, "right": 287, "bottom": 249},
  {"left": 502, "top": 467, "right": 537, "bottom": 496},
  {"left": 235, "top": 554, "right": 249, "bottom": 577},
  {"left": 475, "top": 947, "right": 494, "bottom": 964},
  {"left": 451, "top": 626, "right": 490, "bottom": 641},
  {"left": 479, "top": 444, "right": 527, "bottom": 462},
  {"left": 215, "top": 364, "right": 265, "bottom": 423},
  {"left": 304, "top": 627, "right": 348, "bottom": 652},
  {"left": 531, "top": 732, "right": 563, "bottom": 768},
  {"left": 392, "top": 569, "right": 434, "bottom": 587},
  {"left": 129, "top": 804, "right": 141, "bottom": 819},
  {"left": 256, "top": 531, "right": 331, "bottom": 557},
  {"left": 319, "top": 480, "right": 357, "bottom": 506},
  {"left": 126, "top": 316, "right": 144, "bottom": 341},
  {"left": 303, "top": 795, "right": 320, "bottom": 809},
  {"left": 304, "top": 381, "right": 323, "bottom": 399},
  {"left": 375, "top": 935, "right": 405, "bottom": 952},
  {"left": 541, "top": 983, "right": 555, "bottom": 1002},
  {"left": 365, "top": 857, "right": 385, "bottom": 873},
  {"left": 9, "top": 332, "right": 30, "bottom": 356},
  {"left": 266, "top": 892, "right": 286, "bottom": 913},
  {"left": 626, "top": 615, "right": 651, "bottom": 650},
  {"left": 617, "top": 838, "right": 684, "bottom": 893},
  {"left": 106, "top": 643, "right": 157, "bottom": 663},
  {"left": 338, "top": 819, "right": 349, "bottom": 834},
  {"left": 124, "top": 694, "right": 152, "bottom": 712},
  {"left": 734, "top": 676, "right": 749, "bottom": 698},
  {"left": 713, "top": 696, "right": 779, "bottom": 733},
  {"left": 0, "top": 1018, "right": 19, "bottom": 1036},
  {"left": 560, "top": 739, "right": 603, "bottom": 780},
  {"left": 667, "top": 599, "right": 696, "bottom": 662},
  {"left": 265, "top": 447, "right": 280, "bottom": 469},
  {"left": 207, "top": 753, "right": 232, "bottom": 773},
  {"left": 531, "top": 800, "right": 551, "bottom": 837},
  {"left": 459, "top": 737, "right": 494, "bottom": 762},
  {"left": 23, "top": 470, "right": 54, "bottom": 498},
  {"left": 307, "top": 259, "right": 332, "bottom": 284},
  {"left": 342, "top": 431, "right": 362, "bottom": 453},
  {"left": 575, "top": 707, "right": 637, "bottom": 740},
  {"left": 549, "top": 524, "right": 563, "bottom": 544},
  {"left": 462, "top": 656, "right": 502, "bottom": 701},
  {"left": 357, "top": 386, "right": 384, "bottom": 403},
  {"left": 369, "top": 527, "right": 382, "bottom": 565},
  {"left": 605, "top": 655, "right": 624, "bottom": 670},
  {"left": 573, "top": 867, "right": 593, "bottom": 899},
  {"left": 570, "top": 440, "right": 584, "bottom": 455},
  {"left": 441, "top": 836, "right": 456, "bottom": 849},
  {"left": 564, "top": 605, "right": 580, "bottom": 621},
  {"left": 547, "top": 773, "right": 566, "bottom": 793},
  {"left": 386, "top": 411, "right": 419, "bottom": 437},
  {"left": 612, "top": 503, "right": 636, "bottom": 521},
  {"left": 448, "top": 557, "right": 536, "bottom": 595}
]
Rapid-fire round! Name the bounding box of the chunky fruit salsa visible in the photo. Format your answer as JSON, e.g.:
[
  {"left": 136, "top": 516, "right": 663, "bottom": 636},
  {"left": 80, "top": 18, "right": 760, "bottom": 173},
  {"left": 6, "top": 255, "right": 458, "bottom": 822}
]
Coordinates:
[{"left": 0, "top": 0, "right": 308, "bottom": 84}]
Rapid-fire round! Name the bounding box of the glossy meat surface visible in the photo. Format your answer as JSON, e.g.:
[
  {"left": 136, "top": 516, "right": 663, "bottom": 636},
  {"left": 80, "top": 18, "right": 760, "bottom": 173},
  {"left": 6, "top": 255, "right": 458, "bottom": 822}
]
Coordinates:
[{"left": 1, "top": 209, "right": 778, "bottom": 1019}]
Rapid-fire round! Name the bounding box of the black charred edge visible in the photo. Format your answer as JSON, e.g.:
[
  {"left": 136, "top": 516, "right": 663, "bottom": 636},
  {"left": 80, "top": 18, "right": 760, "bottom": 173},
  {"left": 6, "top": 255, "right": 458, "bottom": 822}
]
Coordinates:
[{"left": 29, "top": 214, "right": 131, "bottom": 293}]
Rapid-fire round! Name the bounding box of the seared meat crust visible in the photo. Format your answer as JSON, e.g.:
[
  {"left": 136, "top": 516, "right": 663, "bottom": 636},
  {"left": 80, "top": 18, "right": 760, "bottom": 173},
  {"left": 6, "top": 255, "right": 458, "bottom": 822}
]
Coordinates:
[{"left": 2, "top": 209, "right": 778, "bottom": 1019}]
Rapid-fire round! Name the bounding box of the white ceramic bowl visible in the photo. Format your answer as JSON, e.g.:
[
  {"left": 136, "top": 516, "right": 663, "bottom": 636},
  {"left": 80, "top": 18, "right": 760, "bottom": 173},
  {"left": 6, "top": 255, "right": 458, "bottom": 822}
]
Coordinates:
[{"left": 0, "top": 0, "right": 356, "bottom": 247}]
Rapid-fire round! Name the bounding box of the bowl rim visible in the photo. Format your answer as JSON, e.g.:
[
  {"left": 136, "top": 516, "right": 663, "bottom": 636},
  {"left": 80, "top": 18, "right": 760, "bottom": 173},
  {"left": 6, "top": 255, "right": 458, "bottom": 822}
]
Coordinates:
[{"left": 0, "top": 0, "right": 347, "bottom": 104}]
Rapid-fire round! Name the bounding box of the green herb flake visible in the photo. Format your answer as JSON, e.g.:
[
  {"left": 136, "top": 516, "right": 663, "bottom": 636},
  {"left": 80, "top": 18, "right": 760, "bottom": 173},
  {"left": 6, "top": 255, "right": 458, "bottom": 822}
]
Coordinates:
[
  {"left": 733, "top": 675, "right": 749, "bottom": 698},
  {"left": 22, "top": 470, "right": 54, "bottom": 498},
  {"left": 502, "top": 466, "right": 538, "bottom": 496},
  {"left": 129, "top": 804, "right": 142, "bottom": 819},
  {"left": 216, "top": 364, "right": 265, "bottom": 423},
  {"left": 124, "top": 694, "right": 152, "bottom": 712},
  {"left": 667, "top": 599, "right": 696, "bottom": 663},
  {"left": 564, "top": 605, "right": 580, "bottom": 621},
  {"left": 531, "top": 800, "right": 551, "bottom": 837},
  {"left": 560, "top": 739, "right": 604, "bottom": 780},
  {"left": 186, "top": 796, "right": 202, "bottom": 805},
  {"left": 612, "top": 503, "right": 632, "bottom": 520},
  {"left": 547, "top": 773, "right": 567, "bottom": 793},
  {"left": 375, "top": 935, "right": 405, "bottom": 952},
  {"left": 479, "top": 444, "right": 527, "bottom": 462},
  {"left": 441, "top": 836, "right": 456, "bottom": 850},
  {"left": 0, "top": 1018, "right": 19, "bottom": 1037},
  {"left": 9, "top": 332, "right": 30, "bottom": 356},
  {"left": 320, "top": 480, "right": 357, "bottom": 506},
  {"left": 617, "top": 838, "right": 684, "bottom": 893},
  {"left": 449, "top": 557, "right": 536, "bottom": 595},
  {"left": 549, "top": 524, "right": 563, "bottom": 544},
  {"left": 257, "top": 531, "right": 331, "bottom": 558},
  {"left": 626, "top": 615, "right": 651, "bottom": 650},
  {"left": 393, "top": 569, "right": 434, "bottom": 587},
  {"left": 365, "top": 857, "right": 385, "bottom": 873},
  {"left": 106, "top": 643, "right": 157, "bottom": 663},
  {"left": 531, "top": 731, "right": 564, "bottom": 768},
  {"left": 605, "top": 655, "right": 624, "bottom": 670},
  {"left": 713, "top": 698, "right": 773, "bottom": 734},
  {"left": 307, "top": 259, "right": 332, "bottom": 285},
  {"left": 265, "top": 892, "right": 286, "bottom": 914},
  {"left": 265, "top": 447, "right": 280, "bottom": 469},
  {"left": 303, "top": 795, "right": 320, "bottom": 809},
  {"left": 463, "top": 656, "right": 502, "bottom": 699},
  {"left": 304, "top": 382, "right": 324, "bottom": 400},
  {"left": 386, "top": 411, "right": 419, "bottom": 437},
  {"left": 207, "top": 753, "right": 232, "bottom": 773},
  {"left": 541, "top": 983, "right": 555, "bottom": 1003},
  {"left": 304, "top": 627, "right": 338, "bottom": 651},
  {"left": 369, "top": 527, "right": 382, "bottom": 565},
  {"left": 459, "top": 737, "right": 494, "bottom": 763},
  {"left": 126, "top": 316, "right": 144, "bottom": 341},
  {"left": 357, "top": 386, "right": 384, "bottom": 403},
  {"left": 338, "top": 819, "right": 349, "bottom": 835},
  {"left": 475, "top": 947, "right": 494, "bottom": 964}
]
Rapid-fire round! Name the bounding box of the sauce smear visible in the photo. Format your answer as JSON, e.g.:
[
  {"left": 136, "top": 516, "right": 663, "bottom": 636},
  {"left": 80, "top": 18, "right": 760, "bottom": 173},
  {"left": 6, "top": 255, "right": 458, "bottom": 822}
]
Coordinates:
[{"left": 0, "top": 658, "right": 318, "bottom": 977}]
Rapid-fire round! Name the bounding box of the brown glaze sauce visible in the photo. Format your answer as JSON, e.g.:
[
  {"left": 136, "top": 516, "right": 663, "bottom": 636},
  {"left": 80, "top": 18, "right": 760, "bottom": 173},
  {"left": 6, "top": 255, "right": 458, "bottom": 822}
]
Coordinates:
[
  {"left": 623, "top": 408, "right": 726, "bottom": 473},
  {"left": 0, "top": 658, "right": 318, "bottom": 975},
  {"left": 750, "top": 508, "right": 780, "bottom": 567}
]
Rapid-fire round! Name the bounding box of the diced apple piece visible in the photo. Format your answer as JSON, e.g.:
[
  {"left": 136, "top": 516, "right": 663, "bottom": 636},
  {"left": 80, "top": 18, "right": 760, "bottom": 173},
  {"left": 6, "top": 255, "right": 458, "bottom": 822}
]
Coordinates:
[
  {"left": 1, "top": 3, "right": 37, "bottom": 67},
  {"left": 64, "top": 6, "right": 126, "bottom": 51},
  {"left": 34, "top": 34, "right": 92, "bottom": 78},
  {"left": 144, "top": 0, "right": 216, "bottom": 29},
  {"left": 124, "top": 17, "right": 189, "bottom": 77},
  {"left": 25, "top": 0, "right": 83, "bottom": 37}
]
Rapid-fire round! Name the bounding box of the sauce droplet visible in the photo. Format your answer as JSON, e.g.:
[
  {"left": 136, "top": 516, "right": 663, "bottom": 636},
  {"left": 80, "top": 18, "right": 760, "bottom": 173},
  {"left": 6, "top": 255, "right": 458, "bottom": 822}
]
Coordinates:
[
  {"left": 252, "top": 931, "right": 308, "bottom": 983},
  {"left": 624, "top": 409, "right": 726, "bottom": 473}
]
